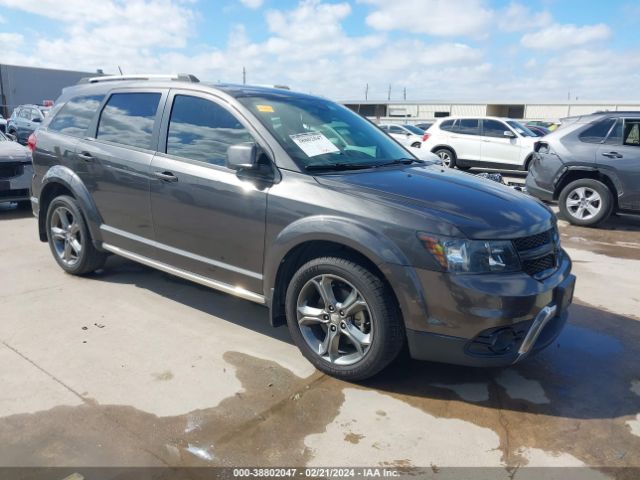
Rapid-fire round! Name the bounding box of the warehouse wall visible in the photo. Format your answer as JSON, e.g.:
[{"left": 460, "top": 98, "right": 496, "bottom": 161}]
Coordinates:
[{"left": 0, "top": 64, "right": 95, "bottom": 117}]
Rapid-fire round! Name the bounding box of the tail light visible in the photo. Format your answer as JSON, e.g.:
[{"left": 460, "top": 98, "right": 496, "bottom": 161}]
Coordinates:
[
  {"left": 27, "top": 133, "right": 37, "bottom": 153},
  {"left": 422, "top": 133, "right": 430, "bottom": 142}
]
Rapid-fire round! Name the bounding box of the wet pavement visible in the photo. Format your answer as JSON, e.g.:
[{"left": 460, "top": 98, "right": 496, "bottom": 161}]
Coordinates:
[{"left": 0, "top": 202, "right": 639, "bottom": 478}]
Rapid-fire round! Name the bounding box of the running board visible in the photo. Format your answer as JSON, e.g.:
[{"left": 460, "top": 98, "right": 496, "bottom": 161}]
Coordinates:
[{"left": 102, "top": 243, "right": 266, "bottom": 305}]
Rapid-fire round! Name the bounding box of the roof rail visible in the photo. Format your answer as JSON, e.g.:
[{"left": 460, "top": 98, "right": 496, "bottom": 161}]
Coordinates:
[{"left": 77, "top": 73, "right": 199, "bottom": 84}]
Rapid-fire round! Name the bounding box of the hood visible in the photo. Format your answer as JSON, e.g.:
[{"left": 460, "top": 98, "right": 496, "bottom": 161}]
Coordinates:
[
  {"left": 0, "top": 141, "right": 30, "bottom": 161},
  {"left": 315, "top": 164, "right": 555, "bottom": 239}
]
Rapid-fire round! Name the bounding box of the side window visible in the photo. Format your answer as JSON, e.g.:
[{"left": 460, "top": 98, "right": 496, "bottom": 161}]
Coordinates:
[
  {"left": 440, "top": 119, "right": 455, "bottom": 132},
  {"left": 623, "top": 120, "right": 640, "bottom": 147},
  {"left": 166, "top": 95, "right": 254, "bottom": 166},
  {"left": 379, "top": 125, "right": 388, "bottom": 131},
  {"left": 97, "top": 92, "right": 161, "bottom": 149},
  {"left": 48, "top": 95, "right": 104, "bottom": 138},
  {"left": 458, "top": 119, "right": 480, "bottom": 136},
  {"left": 579, "top": 118, "right": 615, "bottom": 143},
  {"left": 604, "top": 119, "right": 622, "bottom": 145},
  {"left": 483, "top": 120, "right": 508, "bottom": 138},
  {"left": 388, "top": 125, "right": 404, "bottom": 134},
  {"left": 18, "top": 108, "right": 29, "bottom": 119}
]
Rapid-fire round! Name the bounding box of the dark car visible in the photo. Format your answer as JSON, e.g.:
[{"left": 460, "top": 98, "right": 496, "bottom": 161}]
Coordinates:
[
  {"left": 527, "top": 125, "right": 550, "bottom": 137},
  {"left": 7, "top": 104, "right": 50, "bottom": 145},
  {"left": 527, "top": 112, "right": 640, "bottom": 227},
  {"left": 0, "top": 131, "right": 32, "bottom": 207},
  {"left": 30, "top": 74, "right": 575, "bottom": 380}
]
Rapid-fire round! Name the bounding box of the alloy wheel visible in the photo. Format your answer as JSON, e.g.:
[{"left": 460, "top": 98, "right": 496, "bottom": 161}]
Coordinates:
[
  {"left": 296, "top": 274, "right": 372, "bottom": 365},
  {"left": 566, "top": 187, "right": 602, "bottom": 221},
  {"left": 437, "top": 151, "right": 452, "bottom": 167},
  {"left": 50, "top": 206, "right": 83, "bottom": 267}
]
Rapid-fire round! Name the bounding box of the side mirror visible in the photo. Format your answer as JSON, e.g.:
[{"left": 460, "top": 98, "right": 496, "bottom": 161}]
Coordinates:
[
  {"left": 503, "top": 130, "right": 515, "bottom": 138},
  {"left": 32, "top": 117, "right": 42, "bottom": 123},
  {"left": 226, "top": 142, "right": 259, "bottom": 171}
]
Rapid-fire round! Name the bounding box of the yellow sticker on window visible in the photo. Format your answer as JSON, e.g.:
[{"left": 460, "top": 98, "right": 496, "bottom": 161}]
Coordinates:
[{"left": 256, "top": 104, "right": 274, "bottom": 113}]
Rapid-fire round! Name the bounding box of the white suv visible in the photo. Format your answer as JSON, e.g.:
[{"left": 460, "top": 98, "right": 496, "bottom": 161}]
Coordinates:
[{"left": 422, "top": 117, "right": 538, "bottom": 170}]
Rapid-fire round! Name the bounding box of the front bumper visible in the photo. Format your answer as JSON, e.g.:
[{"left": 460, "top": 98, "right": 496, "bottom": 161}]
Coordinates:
[
  {"left": 525, "top": 174, "right": 555, "bottom": 202},
  {"left": 0, "top": 163, "right": 32, "bottom": 203},
  {"left": 405, "top": 252, "right": 575, "bottom": 367}
]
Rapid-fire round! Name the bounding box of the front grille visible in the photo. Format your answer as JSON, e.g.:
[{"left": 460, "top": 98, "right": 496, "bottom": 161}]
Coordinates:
[
  {"left": 513, "top": 230, "right": 552, "bottom": 251},
  {"left": 522, "top": 253, "right": 555, "bottom": 276},
  {"left": 513, "top": 229, "right": 557, "bottom": 278},
  {"left": 0, "top": 163, "right": 24, "bottom": 180}
]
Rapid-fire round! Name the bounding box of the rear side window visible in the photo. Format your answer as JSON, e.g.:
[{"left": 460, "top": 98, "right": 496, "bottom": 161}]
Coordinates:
[
  {"left": 440, "top": 119, "right": 456, "bottom": 132},
  {"left": 458, "top": 119, "right": 480, "bottom": 136},
  {"left": 97, "top": 92, "right": 161, "bottom": 149},
  {"left": 48, "top": 95, "right": 104, "bottom": 138},
  {"left": 579, "top": 118, "right": 615, "bottom": 143},
  {"left": 624, "top": 120, "right": 640, "bottom": 146},
  {"left": 166, "top": 95, "right": 254, "bottom": 166}
]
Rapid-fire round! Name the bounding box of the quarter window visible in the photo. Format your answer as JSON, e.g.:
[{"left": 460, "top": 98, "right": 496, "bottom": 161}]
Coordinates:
[
  {"left": 458, "top": 119, "right": 480, "bottom": 136},
  {"left": 166, "top": 95, "right": 254, "bottom": 166},
  {"left": 623, "top": 120, "right": 640, "bottom": 146},
  {"left": 440, "top": 119, "right": 456, "bottom": 132},
  {"left": 48, "top": 95, "right": 104, "bottom": 138},
  {"left": 483, "top": 119, "right": 508, "bottom": 138},
  {"left": 579, "top": 118, "right": 616, "bottom": 144},
  {"left": 97, "top": 92, "right": 161, "bottom": 149}
]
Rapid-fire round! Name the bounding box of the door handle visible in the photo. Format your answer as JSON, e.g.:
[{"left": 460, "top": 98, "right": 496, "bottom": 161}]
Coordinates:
[
  {"left": 153, "top": 171, "right": 178, "bottom": 182},
  {"left": 601, "top": 152, "right": 623, "bottom": 159},
  {"left": 78, "top": 152, "right": 93, "bottom": 161}
]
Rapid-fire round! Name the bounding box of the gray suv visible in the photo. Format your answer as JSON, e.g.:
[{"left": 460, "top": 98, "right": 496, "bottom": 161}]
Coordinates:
[
  {"left": 30, "top": 74, "right": 575, "bottom": 380},
  {"left": 526, "top": 112, "right": 640, "bottom": 226},
  {"left": 7, "top": 104, "right": 50, "bottom": 145}
]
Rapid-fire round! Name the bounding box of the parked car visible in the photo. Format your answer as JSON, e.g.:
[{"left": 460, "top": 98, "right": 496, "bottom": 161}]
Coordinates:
[
  {"left": 30, "top": 74, "right": 574, "bottom": 380},
  {"left": 526, "top": 120, "right": 558, "bottom": 132},
  {"left": 527, "top": 112, "right": 640, "bottom": 227},
  {"left": 527, "top": 125, "right": 551, "bottom": 137},
  {"left": 422, "top": 116, "right": 538, "bottom": 170},
  {"left": 379, "top": 123, "right": 425, "bottom": 148},
  {"left": 0, "top": 114, "right": 7, "bottom": 133},
  {"left": 414, "top": 121, "right": 434, "bottom": 131},
  {"left": 0, "top": 130, "right": 32, "bottom": 207},
  {"left": 7, "top": 104, "right": 51, "bottom": 144}
]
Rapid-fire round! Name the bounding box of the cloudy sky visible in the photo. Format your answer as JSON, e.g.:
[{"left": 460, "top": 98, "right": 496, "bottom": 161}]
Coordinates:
[{"left": 0, "top": 0, "right": 638, "bottom": 101}]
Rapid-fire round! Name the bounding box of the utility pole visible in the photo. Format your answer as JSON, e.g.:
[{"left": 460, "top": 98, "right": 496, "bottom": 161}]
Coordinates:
[
  {"left": 365, "top": 83, "right": 369, "bottom": 101},
  {"left": 242, "top": 66, "right": 246, "bottom": 85},
  {"left": 403, "top": 87, "right": 407, "bottom": 101},
  {"left": 387, "top": 84, "right": 391, "bottom": 101}
]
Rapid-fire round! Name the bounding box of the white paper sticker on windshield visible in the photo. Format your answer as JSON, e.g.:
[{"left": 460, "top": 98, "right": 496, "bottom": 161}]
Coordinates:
[{"left": 290, "top": 132, "right": 340, "bottom": 157}]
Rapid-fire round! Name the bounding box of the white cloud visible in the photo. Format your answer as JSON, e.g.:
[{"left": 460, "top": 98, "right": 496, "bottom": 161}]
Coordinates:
[
  {"left": 362, "top": 0, "right": 494, "bottom": 37},
  {"left": 0, "top": 32, "right": 23, "bottom": 45},
  {"left": 498, "top": 2, "right": 553, "bottom": 32},
  {"left": 239, "top": 0, "right": 264, "bottom": 8},
  {"left": 521, "top": 23, "right": 611, "bottom": 50}
]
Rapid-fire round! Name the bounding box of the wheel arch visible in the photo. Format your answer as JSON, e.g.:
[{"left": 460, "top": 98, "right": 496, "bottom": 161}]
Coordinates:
[
  {"left": 38, "top": 166, "right": 104, "bottom": 244},
  {"left": 553, "top": 166, "right": 619, "bottom": 208},
  {"left": 264, "top": 217, "right": 420, "bottom": 328},
  {"left": 430, "top": 144, "right": 457, "bottom": 159}
]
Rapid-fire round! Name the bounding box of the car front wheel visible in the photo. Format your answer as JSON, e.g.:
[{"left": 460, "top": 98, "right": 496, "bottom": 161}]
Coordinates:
[
  {"left": 559, "top": 179, "right": 613, "bottom": 227},
  {"left": 285, "top": 257, "right": 404, "bottom": 381},
  {"left": 433, "top": 148, "right": 455, "bottom": 168}
]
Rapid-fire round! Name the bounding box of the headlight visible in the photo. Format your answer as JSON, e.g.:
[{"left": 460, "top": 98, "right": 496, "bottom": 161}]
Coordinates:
[{"left": 418, "top": 233, "right": 521, "bottom": 273}]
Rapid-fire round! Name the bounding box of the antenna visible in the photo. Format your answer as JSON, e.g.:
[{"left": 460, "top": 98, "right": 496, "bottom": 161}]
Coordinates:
[
  {"left": 242, "top": 66, "right": 246, "bottom": 85},
  {"left": 118, "top": 66, "right": 123, "bottom": 75},
  {"left": 387, "top": 84, "right": 391, "bottom": 101},
  {"left": 365, "top": 83, "right": 369, "bottom": 101}
]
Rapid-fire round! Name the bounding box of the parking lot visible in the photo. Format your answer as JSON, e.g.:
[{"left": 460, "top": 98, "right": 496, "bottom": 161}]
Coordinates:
[{"left": 0, "top": 201, "right": 638, "bottom": 476}]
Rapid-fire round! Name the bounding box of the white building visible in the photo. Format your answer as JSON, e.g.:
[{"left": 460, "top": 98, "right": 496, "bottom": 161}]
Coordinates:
[{"left": 341, "top": 100, "right": 640, "bottom": 123}]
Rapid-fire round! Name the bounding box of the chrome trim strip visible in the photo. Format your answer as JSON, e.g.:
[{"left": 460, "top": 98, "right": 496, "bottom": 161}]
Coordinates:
[
  {"left": 517, "top": 304, "right": 557, "bottom": 356},
  {"left": 102, "top": 242, "right": 266, "bottom": 305},
  {"left": 100, "top": 225, "right": 262, "bottom": 280}
]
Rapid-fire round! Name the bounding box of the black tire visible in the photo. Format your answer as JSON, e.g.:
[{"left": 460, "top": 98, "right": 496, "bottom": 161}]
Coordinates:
[
  {"left": 46, "top": 195, "right": 107, "bottom": 275},
  {"left": 558, "top": 179, "right": 613, "bottom": 227},
  {"left": 285, "top": 257, "right": 404, "bottom": 381},
  {"left": 433, "top": 148, "right": 456, "bottom": 168}
]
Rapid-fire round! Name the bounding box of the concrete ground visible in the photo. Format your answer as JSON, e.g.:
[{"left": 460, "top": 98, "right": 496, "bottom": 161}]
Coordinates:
[{"left": 0, "top": 199, "right": 639, "bottom": 478}]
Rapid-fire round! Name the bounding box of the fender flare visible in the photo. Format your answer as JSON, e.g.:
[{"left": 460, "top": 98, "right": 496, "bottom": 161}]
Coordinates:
[
  {"left": 553, "top": 165, "right": 622, "bottom": 199},
  {"left": 38, "top": 165, "right": 104, "bottom": 244}
]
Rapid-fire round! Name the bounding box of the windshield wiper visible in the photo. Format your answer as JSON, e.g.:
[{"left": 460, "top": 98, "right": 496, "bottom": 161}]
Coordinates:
[
  {"left": 371, "top": 158, "right": 422, "bottom": 168},
  {"left": 304, "top": 163, "right": 378, "bottom": 172}
]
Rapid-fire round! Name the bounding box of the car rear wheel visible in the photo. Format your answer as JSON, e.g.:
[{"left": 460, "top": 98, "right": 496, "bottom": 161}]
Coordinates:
[
  {"left": 285, "top": 257, "right": 404, "bottom": 381},
  {"left": 46, "top": 195, "right": 107, "bottom": 275},
  {"left": 559, "top": 179, "right": 613, "bottom": 227},
  {"left": 411, "top": 142, "right": 422, "bottom": 148},
  {"left": 433, "top": 148, "right": 455, "bottom": 168}
]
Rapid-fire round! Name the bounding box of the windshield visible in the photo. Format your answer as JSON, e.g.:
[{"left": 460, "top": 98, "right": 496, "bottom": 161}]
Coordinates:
[
  {"left": 506, "top": 120, "right": 537, "bottom": 137},
  {"left": 403, "top": 124, "right": 425, "bottom": 135},
  {"left": 237, "top": 94, "right": 415, "bottom": 170}
]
